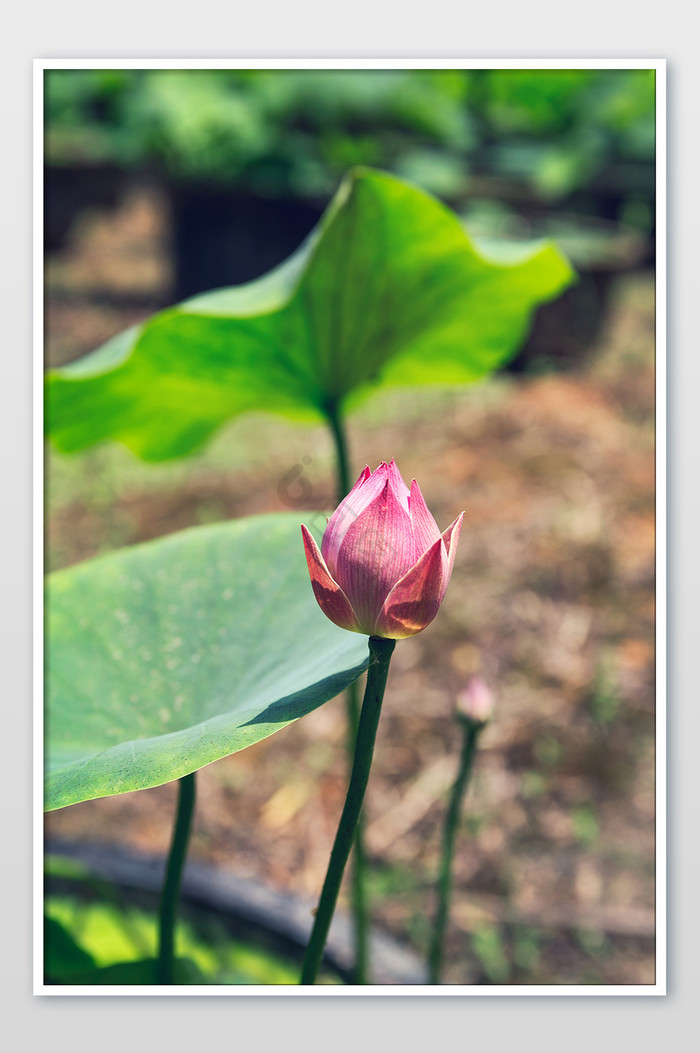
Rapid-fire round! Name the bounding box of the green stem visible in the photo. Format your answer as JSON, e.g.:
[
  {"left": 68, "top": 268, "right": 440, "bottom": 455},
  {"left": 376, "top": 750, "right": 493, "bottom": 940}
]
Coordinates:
[
  {"left": 156, "top": 772, "right": 196, "bottom": 984},
  {"left": 325, "top": 397, "right": 370, "bottom": 985},
  {"left": 345, "top": 677, "right": 370, "bottom": 984},
  {"left": 427, "top": 719, "right": 482, "bottom": 985},
  {"left": 300, "top": 636, "right": 395, "bottom": 985},
  {"left": 325, "top": 398, "right": 352, "bottom": 508}
]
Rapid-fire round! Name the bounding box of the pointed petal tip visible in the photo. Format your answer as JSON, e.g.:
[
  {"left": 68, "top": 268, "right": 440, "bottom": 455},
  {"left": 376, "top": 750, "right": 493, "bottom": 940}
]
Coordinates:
[
  {"left": 408, "top": 478, "right": 421, "bottom": 500},
  {"left": 443, "top": 510, "right": 465, "bottom": 542},
  {"left": 407, "top": 478, "right": 441, "bottom": 553},
  {"left": 323, "top": 465, "right": 376, "bottom": 566},
  {"left": 386, "top": 459, "right": 411, "bottom": 510},
  {"left": 375, "top": 535, "right": 448, "bottom": 639},
  {"left": 441, "top": 511, "right": 465, "bottom": 580}
]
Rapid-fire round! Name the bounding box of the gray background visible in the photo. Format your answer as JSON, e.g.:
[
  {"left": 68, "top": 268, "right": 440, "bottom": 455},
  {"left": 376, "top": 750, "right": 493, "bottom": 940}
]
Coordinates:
[{"left": 3, "top": 11, "right": 696, "bottom": 1052}]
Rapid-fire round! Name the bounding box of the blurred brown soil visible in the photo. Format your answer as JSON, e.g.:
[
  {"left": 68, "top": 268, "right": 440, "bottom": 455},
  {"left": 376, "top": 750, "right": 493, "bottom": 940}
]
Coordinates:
[{"left": 44, "top": 186, "right": 657, "bottom": 985}]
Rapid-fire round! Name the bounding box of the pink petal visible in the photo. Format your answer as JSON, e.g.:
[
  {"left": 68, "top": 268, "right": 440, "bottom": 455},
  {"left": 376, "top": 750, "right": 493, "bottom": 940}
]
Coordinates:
[
  {"left": 408, "top": 479, "right": 441, "bottom": 557},
  {"left": 375, "top": 536, "right": 449, "bottom": 639},
  {"left": 441, "top": 512, "right": 465, "bottom": 586},
  {"left": 301, "top": 525, "right": 363, "bottom": 634},
  {"left": 386, "top": 459, "right": 410, "bottom": 513},
  {"left": 322, "top": 463, "right": 387, "bottom": 572},
  {"left": 333, "top": 478, "right": 417, "bottom": 632}
]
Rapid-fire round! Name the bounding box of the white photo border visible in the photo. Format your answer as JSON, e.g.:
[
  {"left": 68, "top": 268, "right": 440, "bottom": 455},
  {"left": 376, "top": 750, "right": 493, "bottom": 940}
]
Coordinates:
[{"left": 34, "top": 56, "right": 666, "bottom": 998}]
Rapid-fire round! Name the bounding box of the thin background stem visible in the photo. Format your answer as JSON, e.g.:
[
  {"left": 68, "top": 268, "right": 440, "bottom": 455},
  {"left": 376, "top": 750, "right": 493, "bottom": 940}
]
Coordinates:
[
  {"left": 156, "top": 772, "right": 196, "bottom": 984},
  {"left": 427, "top": 719, "right": 482, "bottom": 984},
  {"left": 325, "top": 398, "right": 352, "bottom": 508},
  {"left": 300, "top": 636, "right": 395, "bottom": 985},
  {"left": 325, "top": 397, "right": 370, "bottom": 985}
]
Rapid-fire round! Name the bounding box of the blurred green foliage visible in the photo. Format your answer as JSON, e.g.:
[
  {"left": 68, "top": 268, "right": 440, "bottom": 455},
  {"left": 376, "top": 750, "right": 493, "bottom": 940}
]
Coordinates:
[
  {"left": 588, "top": 650, "right": 623, "bottom": 727},
  {"left": 45, "top": 896, "right": 317, "bottom": 984},
  {"left": 511, "top": 926, "right": 543, "bottom": 975},
  {"left": 481, "top": 69, "right": 655, "bottom": 199},
  {"left": 45, "top": 69, "right": 472, "bottom": 197},
  {"left": 471, "top": 923, "right": 511, "bottom": 983},
  {"left": 533, "top": 733, "right": 564, "bottom": 769},
  {"left": 44, "top": 68, "right": 655, "bottom": 213},
  {"left": 44, "top": 854, "right": 343, "bottom": 985},
  {"left": 572, "top": 804, "right": 600, "bottom": 847}
]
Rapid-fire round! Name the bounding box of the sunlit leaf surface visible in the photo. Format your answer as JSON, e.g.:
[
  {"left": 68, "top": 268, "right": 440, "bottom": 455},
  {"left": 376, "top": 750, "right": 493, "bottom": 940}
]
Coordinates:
[
  {"left": 46, "top": 167, "right": 574, "bottom": 461},
  {"left": 45, "top": 513, "right": 368, "bottom": 811}
]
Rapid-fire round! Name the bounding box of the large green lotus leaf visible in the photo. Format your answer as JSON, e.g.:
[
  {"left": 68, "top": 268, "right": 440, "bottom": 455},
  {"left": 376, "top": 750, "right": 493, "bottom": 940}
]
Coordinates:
[
  {"left": 46, "top": 167, "right": 574, "bottom": 461},
  {"left": 51, "top": 958, "right": 206, "bottom": 986},
  {"left": 44, "top": 916, "right": 97, "bottom": 981},
  {"left": 45, "top": 513, "right": 369, "bottom": 811}
]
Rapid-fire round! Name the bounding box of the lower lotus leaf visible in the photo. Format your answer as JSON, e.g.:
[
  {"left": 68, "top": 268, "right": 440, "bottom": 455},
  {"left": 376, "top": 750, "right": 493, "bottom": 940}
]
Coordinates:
[
  {"left": 53, "top": 958, "right": 206, "bottom": 985},
  {"left": 45, "top": 513, "right": 369, "bottom": 811},
  {"left": 44, "top": 916, "right": 97, "bottom": 981}
]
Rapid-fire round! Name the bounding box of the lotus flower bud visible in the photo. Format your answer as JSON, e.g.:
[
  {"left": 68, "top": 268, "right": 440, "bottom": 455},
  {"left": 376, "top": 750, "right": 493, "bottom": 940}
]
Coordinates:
[
  {"left": 456, "top": 675, "right": 494, "bottom": 726},
  {"left": 302, "top": 460, "right": 464, "bottom": 639}
]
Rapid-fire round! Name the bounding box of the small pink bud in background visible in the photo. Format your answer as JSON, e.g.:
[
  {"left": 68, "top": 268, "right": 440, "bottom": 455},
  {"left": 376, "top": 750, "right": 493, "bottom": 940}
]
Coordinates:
[
  {"left": 456, "top": 675, "right": 494, "bottom": 726},
  {"left": 302, "top": 460, "right": 464, "bottom": 640}
]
